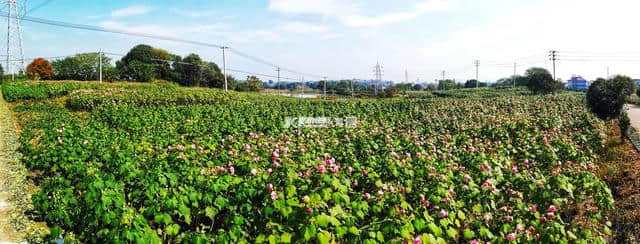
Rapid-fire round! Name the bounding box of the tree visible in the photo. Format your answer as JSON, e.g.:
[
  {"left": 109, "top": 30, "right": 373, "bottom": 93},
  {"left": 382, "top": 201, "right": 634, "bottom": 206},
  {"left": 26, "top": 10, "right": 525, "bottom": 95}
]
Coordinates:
[
  {"left": 438, "top": 79, "right": 456, "bottom": 90},
  {"left": 525, "top": 67, "right": 563, "bottom": 94},
  {"left": 587, "top": 75, "right": 635, "bottom": 120},
  {"left": 464, "top": 79, "right": 487, "bottom": 88},
  {"left": 124, "top": 61, "right": 155, "bottom": 82},
  {"left": 587, "top": 75, "right": 636, "bottom": 140},
  {"left": 26, "top": 58, "right": 53, "bottom": 80},
  {"left": 52, "top": 53, "right": 113, "bottom": 81},
  {"left": 117, "top": 44, "right": 181, "bottom": 82},
  {"left": 235, "top": 76, "right": 262, "bottom": 92}
]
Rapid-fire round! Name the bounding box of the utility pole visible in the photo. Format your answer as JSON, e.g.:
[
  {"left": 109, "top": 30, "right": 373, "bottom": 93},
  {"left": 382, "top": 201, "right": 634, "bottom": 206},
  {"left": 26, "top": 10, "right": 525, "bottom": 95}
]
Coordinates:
[
  {"left": 350, "top": 78, "right": 354, "bottom": 98},
  {"left": 513, "top": 62, "right": 516, "bottom": 87},
  {"left": 301, "top": 76, "right": 305, "bottom": 97},
  {"left": 405, "top": 69, "right": 409, "bottom": 83},
  {"left": 323, "top": 76, "right": 327, "bottom": 99},
  {"left": 474, "top": 60, "right": 480, "bottom": 88},
  {"left": 549, "top": 50, "right": 558, "bottom": 80},
  {"left": 98, "top": 49, "right": 102, "bottom": 83},
  {"left": 373, "top": 62, "right": 383, "bottom": 96},
  {"left": 276, "top": 67, "right": 281, "bottom": 95},
  {"left": 221, "top": 46, "right": 229, "bottom": 91}
]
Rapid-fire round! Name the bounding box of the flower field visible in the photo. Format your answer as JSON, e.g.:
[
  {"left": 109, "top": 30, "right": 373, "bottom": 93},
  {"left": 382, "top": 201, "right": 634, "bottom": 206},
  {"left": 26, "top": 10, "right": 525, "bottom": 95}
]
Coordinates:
[{"left": 2, "top": 81, "right": 614, "bottom": 243}]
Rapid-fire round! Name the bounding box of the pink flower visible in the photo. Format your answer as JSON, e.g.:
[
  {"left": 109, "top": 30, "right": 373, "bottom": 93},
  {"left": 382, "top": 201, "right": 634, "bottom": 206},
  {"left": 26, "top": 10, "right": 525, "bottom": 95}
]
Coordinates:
[
  {"left": 438, "top": 209, "right": 448, "bottom": 218},
  {"left": 307, "top": 207, "right": 313, "bottom": 214},
  {"left": 413, "top": 236, "right": 422, "bottom": 244},
  {"left": 348, "top": 166, "right": 353, "bottom": 173},
  {"left": 270, "top": 191, "right": 278, "bottom": 200},
  {"left": 200, "top": 169, "right": 205, "bottom": 175},
  {"left": 470, "top": 240, "right": 479, "bottom": 244},
  {"left": 273, "top": 161, "right": 280, "bottom": 168},
  {"left": 267, "top": 168, "right": 273, "bottom": 174},
  {"left": 449, "top": 189, "right": 456, "bottom": 197},
  {"left": 362, "top": 169, "right": 369, "bottom": 175},
  {"left": 546, "top": 212, "right": 555, "bottom": 219},
  {"left": 419, "top": 194, "right": 425, "bottom": 201},
  {"left": 531, "top": 204, "right": 537, "bottom": 212},
  {"left": 331, "top": 165, "right": 340, "bottom": 174},
  {"left": 505, "top": 215, "right": 513, "bottom": 222},
  {"left": 168, "top": 146, "right": 174, "bottom": 151},
  {"left": 431, "top": 145, "right": 437, "bottom": 152},
  {"left": 266, "top": 183, "right": 274, "bottom": 192},
  {"left": 251, "top": 168, "right": 258, "bottom": 175},
  {"left": 177, "top": 145, "right": 185, "bottom": 151},
  {"left": 318, "top": 165, "right": 327, "bottom": 174},
  {"left": 229, "top": 166, "right": 235, "bottom": 175},
  {"left": 548, "top": 205, "right": 557, "bottom": 212},
  {"left": 389, "top": 186, "right": 395, "bottom": 193},
  {"left": 511, "top": 165, "right": 518, "bottom": 173},
  {"left": 399, "top": 209, "right": 406, "bottom": 215},
  {"left": 377, "top": 190, "right": 384, "bottom": 196},
  {"left": 271, "top": 150, "right": 279, "bottom": 159},
  {"left": 364, "top": 193, "right": 371, "bottom": 200},
  {"left": 507, "top": 233, "right": 516, "bottom": 241},
  {"left": 464, "top": 174, "right": 471, "bottom": 181},
  {"left": 423, "top": 200, "right": 430, "bottom": 207},
  {"left": 516, "top": 224, "right": 524, "bottom": 233}
]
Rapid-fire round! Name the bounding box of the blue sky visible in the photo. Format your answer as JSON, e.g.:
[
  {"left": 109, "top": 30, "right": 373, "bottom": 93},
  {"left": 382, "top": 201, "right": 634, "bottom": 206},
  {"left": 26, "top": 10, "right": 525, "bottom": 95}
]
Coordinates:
[{"left": 9, "top": 0, "right": 640, "bottom": 82}]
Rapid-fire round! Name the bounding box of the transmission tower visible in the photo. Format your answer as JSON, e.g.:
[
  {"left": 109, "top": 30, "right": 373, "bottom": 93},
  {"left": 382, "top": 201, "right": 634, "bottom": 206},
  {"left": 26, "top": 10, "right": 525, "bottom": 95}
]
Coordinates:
[
  {"left": 373, "top": 62, "right": 383, "bottom": 96},
  {"left": 2, "top": 0, "right": 26, "bottom": 78}
]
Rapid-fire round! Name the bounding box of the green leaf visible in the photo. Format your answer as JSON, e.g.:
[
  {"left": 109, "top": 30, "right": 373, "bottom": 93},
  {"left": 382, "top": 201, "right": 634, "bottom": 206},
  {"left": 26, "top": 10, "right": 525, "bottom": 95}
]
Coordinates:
[
  {"left": 304, "top": 225, "right": 317, "bottom": 241},
  {"left": 428, "top": 223, "right": 443, "bottom": 237},
  {"left": 165, "top": 224, "right": 180, "bottom": 236},
  {"left": 318, "top": 231, "right": 331, "bottom": 244},
  {"left": 446, "top": 228, "right": 458, "bottom": 239},
  {"left": 205, "top": 206, "right": 218, "bottom": 220},
  {"left": 317, "top": 214, "right": 331, "bottom": 227},
  {"left": 413, "top": 218, "right": 426, "bottom": 232},
  {"left": 462, "top": 228, "right": 475, "bottom": 240},
  {"left": 349, "top": 226, "right": 361, "bottom": 236},
  {"left": 280, "top": 232, "right": 292, "bottom": 243}
]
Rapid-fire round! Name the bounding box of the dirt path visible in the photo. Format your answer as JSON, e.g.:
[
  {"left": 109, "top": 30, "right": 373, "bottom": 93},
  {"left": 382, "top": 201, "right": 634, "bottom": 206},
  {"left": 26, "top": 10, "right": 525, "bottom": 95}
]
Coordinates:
[
  {"left": 0, "top": 91, "right": 27, "bottom": 242},
  {"left": 627, "top": 104, "right": 640, "bottom": 132}
]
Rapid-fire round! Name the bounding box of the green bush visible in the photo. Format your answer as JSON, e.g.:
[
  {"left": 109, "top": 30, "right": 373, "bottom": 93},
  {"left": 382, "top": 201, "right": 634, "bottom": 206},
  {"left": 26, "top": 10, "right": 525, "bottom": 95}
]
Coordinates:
[
  {"left": 525, "top": 67, "right": 564, "bottom": 94},
  {"left": 619, "top": 111, "right": 630, "bottom": 139},
  {"left": 586, "top": 75, "right": 635, "bottom": 120}
]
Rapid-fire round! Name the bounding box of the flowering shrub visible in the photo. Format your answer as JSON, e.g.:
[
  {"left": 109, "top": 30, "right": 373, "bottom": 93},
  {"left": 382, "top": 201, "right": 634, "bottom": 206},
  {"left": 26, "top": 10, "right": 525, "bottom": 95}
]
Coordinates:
[
  {"left": 5, "top": 83, "right": 613, "bottom": 243},
  {"left": 26, "top": 58, "right": 53, "bottom": 80}
]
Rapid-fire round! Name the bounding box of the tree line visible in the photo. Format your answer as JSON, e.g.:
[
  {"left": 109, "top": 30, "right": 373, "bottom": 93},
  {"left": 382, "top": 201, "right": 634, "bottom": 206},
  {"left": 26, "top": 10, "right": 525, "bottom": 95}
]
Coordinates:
[{"left": 19, "top": 44, "right": 263, "bottom": 92}]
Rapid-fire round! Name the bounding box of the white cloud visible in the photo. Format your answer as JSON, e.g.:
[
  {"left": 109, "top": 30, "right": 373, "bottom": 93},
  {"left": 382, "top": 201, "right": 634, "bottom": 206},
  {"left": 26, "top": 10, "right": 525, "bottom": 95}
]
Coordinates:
[
  {"left": 320, "top": 33, "right": 344, "bottom": 40},
  {"left": 111, "top": 6, "right": 152, "bottom": 18},
  {"left": 268, "top": 0, "right": 357, "bottom": 16},
  {"left": 99, "top": 21, "right": 175, "bottom": 37},
  {"left": 268, "top": 0, "right": 452, "bottom": 28},
  {"left": 169, "top": 8, "right": 216, "bottom": 18},
  {"left": 280, "top": 21, "right": 329, "bottom": 33}
]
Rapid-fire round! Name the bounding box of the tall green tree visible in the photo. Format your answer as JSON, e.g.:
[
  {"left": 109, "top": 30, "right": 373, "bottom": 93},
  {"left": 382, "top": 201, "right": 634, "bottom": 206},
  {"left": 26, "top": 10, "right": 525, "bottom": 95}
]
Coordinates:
[
  {"left": 525, "top": 67, "right": 563, "bottom": 94},
  {"left": 438, "top": 79, "right": 456, "bottom": 90},
  {"left": 52, "top": 53, "right": 114, "bottom": 81}
]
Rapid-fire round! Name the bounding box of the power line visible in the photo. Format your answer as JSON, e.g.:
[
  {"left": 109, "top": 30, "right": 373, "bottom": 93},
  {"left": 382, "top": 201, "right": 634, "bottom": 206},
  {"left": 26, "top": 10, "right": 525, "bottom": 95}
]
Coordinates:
[
  {"left": 0, "top": 11, "right": 327, "bottom": 81},
  {"left": 26, "top": 0, "right": 51, "bottom": 14}
]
